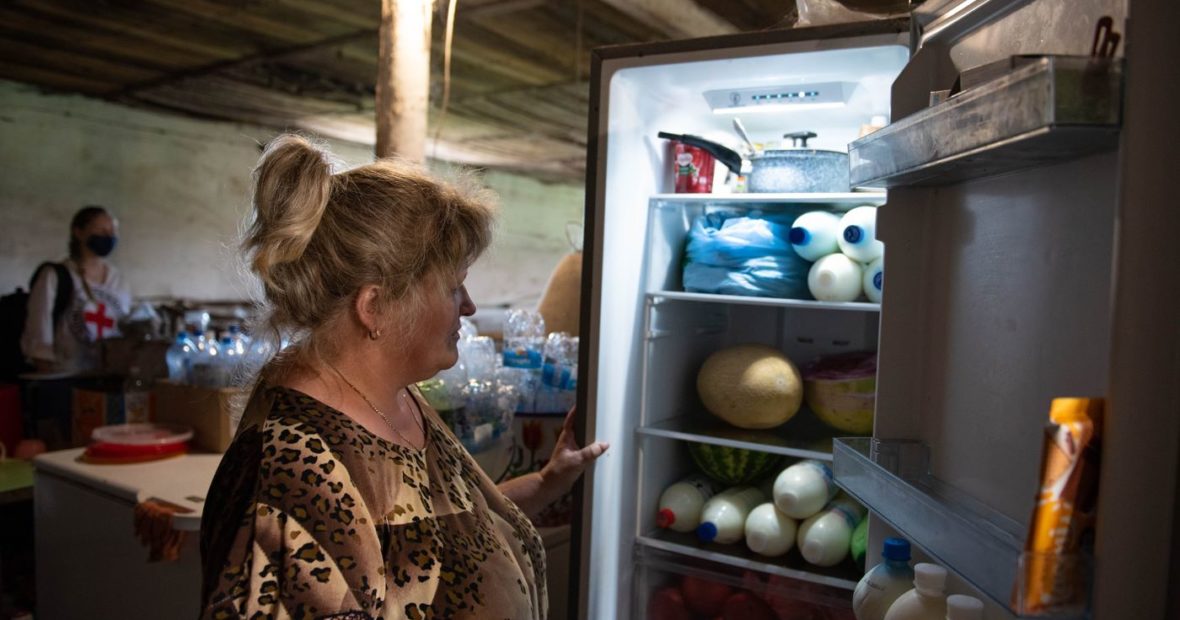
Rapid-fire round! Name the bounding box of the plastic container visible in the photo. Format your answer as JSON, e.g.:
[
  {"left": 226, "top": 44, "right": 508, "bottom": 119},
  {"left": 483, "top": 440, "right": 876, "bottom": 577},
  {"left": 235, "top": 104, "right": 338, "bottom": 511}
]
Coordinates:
[
  {"left": 882, "top": 563, "right": 948, "bottom": 620},
  {"left": 853, "top": 537, "right": 915, "bottom": 620},
  {"left": 864, "top": 256, "right": 884, "bottom": 303},
  {"left": 696, "top": 486, "right": 766, "bottom": 545},
  {"left": 797, "top": 493, "right": 867, "bottom": 566},
  {"left": 838, "top": 206, "right": 884, "bottom": 263},
  {"left": 789, "top": 210, "right": 842, "bottom": 261},
  {"left": 808, "top": 253, "right": 864, "bottom": 302},
  {"left": 945, "top": 595, "right": 983, "bottom": 620},
  {"left": 773, "top": 459, "right": 839, "bottom": 519},
  {"left": 657, "top": 474, "right": 721, "bottom": 533},
  {"left": 744, "top": 502, "right": 797, "bottom": 557}
]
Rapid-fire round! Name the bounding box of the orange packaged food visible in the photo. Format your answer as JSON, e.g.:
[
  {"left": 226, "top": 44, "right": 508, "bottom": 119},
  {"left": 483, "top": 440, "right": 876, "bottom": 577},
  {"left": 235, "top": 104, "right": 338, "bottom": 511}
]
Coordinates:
[{"left": 1014, "top": 397, "right": 1104, "bottom": 615}]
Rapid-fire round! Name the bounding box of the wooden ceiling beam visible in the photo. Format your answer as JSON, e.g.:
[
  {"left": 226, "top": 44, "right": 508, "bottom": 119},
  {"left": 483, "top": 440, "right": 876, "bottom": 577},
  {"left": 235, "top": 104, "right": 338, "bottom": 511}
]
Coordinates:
[{"left": 595, "top": 0, "right": 738, "bottom": 39}]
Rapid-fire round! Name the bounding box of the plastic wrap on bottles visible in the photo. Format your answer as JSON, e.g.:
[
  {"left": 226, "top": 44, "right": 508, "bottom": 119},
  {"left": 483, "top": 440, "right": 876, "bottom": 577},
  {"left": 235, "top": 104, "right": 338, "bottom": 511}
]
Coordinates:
[
  {"left": 502, "top": 308, "right": 545, "bottom": 369},
  {"left": 458, "top": 316, "right": 479, "bottom": 340},
  {"left": 683, "top": 212, "right": 812, "bottom": 299},
  {"left": 460, "top": 336, "right": 498, "bottom": 383}
]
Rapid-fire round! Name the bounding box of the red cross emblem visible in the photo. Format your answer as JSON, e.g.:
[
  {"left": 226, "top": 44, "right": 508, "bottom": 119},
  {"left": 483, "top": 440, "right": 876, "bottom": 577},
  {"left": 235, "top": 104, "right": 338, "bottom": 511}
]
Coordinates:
[{"left": 84, "top": 303, "right": 115, "bottom": 339}]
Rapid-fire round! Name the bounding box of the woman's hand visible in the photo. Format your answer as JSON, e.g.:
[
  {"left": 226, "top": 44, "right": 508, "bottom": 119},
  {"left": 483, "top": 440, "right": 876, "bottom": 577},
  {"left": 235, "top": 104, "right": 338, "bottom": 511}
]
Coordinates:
[
  {"left": 498, "top": 407, "right": 609, "bottom": 518},
  {"left": 539, "top": 407, "right": 609, "bottom": 498}
]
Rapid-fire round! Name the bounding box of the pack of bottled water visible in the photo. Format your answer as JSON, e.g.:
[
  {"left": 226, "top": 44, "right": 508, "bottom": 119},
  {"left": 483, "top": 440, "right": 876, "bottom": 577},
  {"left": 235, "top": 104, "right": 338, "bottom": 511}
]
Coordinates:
[{"left": 165, "top": 323, "right": 275, "bottom": 389}]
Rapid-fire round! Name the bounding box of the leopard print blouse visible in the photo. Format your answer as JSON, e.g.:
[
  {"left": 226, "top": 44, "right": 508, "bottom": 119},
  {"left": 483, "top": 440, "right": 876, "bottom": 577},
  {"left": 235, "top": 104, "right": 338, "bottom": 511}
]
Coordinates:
[{"left": 199, "top": 385, "right": 547, "bottom": 620}]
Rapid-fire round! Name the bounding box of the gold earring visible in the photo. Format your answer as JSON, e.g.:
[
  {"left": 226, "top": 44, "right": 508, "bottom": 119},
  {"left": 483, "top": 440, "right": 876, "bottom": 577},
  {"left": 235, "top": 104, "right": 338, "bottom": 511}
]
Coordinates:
[{"left": 368, "top": 329, "right": 382, "bottom": 340}]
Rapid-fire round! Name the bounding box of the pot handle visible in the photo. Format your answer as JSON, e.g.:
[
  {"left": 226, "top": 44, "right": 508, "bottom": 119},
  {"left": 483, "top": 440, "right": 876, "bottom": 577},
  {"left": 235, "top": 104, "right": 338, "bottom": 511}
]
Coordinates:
[
  {"left": 657, "top": 131, "right": 743, "bottom": 174},
  {"left": 783, "top": 131, "right": 818, "bottom": 147}
]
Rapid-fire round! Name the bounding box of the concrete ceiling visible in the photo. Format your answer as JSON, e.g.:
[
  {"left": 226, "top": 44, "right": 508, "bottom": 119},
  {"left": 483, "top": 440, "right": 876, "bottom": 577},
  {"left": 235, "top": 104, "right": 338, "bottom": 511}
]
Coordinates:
[{"left": 0, "top": 0, "right": 799, "bottom": 183}]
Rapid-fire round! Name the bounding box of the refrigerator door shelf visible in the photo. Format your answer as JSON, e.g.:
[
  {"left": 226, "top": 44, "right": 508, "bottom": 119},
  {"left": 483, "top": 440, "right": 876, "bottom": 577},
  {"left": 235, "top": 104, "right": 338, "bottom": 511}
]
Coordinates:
[
  {"left": 833, "top": 437, "right": 1088, "bottom": 618},
  {"left": 849, "top": 56, "right": 1123, "bottom": 188},
  {"left": 636, "top": 529, "right": 861, "bottom": 592},
  {"left": 637, "top": 410, "right": 845, "bottom": 462}
]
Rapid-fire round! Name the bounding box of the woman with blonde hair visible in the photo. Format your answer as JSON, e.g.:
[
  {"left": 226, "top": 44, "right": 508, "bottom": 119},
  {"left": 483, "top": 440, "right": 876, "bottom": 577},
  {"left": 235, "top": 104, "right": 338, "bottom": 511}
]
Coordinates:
[{"left": 199, "top": 135, "right": 607, "bottom": 619}]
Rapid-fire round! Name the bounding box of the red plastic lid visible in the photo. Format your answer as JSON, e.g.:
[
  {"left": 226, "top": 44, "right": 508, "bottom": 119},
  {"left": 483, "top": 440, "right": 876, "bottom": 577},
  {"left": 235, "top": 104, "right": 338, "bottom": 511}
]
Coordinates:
[
  {"left": 85, "top": 441, "right": 188, "bottom": 460},
  {"left": 657, "top": 508, "right": 675, "bottom": 529},
  {"left": 91, "top": 423, "right": 193, "bottom": 447}
]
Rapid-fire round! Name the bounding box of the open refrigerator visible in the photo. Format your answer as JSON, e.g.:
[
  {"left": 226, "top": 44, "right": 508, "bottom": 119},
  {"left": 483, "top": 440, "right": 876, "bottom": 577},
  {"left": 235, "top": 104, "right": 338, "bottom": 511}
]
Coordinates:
[{"left": 571, "top": 2, "right": 1179, "bottom": 620}]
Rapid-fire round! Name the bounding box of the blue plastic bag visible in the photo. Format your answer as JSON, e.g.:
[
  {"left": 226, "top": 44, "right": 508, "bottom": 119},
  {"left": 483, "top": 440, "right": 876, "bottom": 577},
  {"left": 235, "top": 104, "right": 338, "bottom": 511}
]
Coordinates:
[{"left": 682, "top": 211, "right": 811, "bottom": 299}]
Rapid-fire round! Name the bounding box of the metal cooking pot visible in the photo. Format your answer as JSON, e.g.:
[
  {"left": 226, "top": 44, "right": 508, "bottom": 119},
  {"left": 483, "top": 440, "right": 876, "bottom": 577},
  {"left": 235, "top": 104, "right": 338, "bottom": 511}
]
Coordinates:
[{"left": 748, "top": 131, "right": 850, "bottom": 193}]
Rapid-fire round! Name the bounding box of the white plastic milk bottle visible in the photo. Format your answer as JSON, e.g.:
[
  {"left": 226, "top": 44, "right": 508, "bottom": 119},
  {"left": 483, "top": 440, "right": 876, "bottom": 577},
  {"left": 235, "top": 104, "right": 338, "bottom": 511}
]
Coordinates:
[
  {"left": 808, "top": 253, "right": 864, "bottom": 302},
  {"left": 744, "top": 502, "right": 797, "bottom": 557},
  {"left": 789, "top": 210, "right": 842, "bottom": 261},
  {"left": 773, "top": 459, "right": 839, "bottom": 519},
  {"left": 838, "top": 206, "right": 885, "bottom": 262},
  {"left": 797, "top": 493, "right": 867, "bottom": 566},
  {"left": 696, "top": 486, "right": 766, "bottom": 545},
  {"left": 656, "top": 474, "right": 721, "bottom": 533},
  {"left": 863, "top": 256, "right": 884, "bottom": 303},
  {"left": 945, "top": 595, "right": 983, "bottom": 620},
  {"left": 853, "top": 537, "right": 915, "bottom": 620},
  {"left": 882, "top": 563, "right": 949, "bottom": 620}
]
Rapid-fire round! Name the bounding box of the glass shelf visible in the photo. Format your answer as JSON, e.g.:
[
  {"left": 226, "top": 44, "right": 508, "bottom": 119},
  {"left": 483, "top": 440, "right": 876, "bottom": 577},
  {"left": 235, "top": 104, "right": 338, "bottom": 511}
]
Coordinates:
[
  {"left": 833, "top": 438, "right": 1089, "bottom": 618},
  {"left": 849, "top": 55, "right": 1122, "bottom": 187},
  {"left": 637, "top": 411, "right": 851, "bottom": 462},
  {"left": 650, "top": 192, "right": 886, "bottom": 208},
  {"left": 649, "top": 290, "right": 881, "bottom": 312},
  {"left": 635, "top": 529, "right": 861, "bottom": 591}
]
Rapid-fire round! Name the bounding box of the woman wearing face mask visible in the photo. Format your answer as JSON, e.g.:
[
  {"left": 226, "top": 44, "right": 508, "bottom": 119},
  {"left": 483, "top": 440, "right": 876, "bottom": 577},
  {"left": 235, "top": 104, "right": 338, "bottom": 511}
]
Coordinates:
[{"left": 20, "top": 205, "right": 132, "bottom": 373}]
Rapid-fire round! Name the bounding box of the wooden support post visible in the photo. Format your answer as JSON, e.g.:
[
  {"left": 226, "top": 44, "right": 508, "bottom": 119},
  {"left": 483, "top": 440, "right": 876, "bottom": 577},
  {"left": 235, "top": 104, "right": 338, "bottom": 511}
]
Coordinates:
[{"left": 376, "top": 0, "right": 432, "bottom": 162}]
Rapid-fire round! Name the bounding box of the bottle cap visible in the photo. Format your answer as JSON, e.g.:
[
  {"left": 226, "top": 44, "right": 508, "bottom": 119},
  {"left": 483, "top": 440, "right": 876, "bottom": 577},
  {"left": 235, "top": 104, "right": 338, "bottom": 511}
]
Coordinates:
[
  {"left": 789, "top": 227, "right": 810, "bottom": 245},
  {"left": 946, "top": 594, "right": 984, "bottom": 620},
  {"left": 656, "top": 509, "right": 675, "bottom": 529},
  {"left": 882, "top": 537, "right": 911, "bottom": 562},
  {"left": 913, "top": 563, "right": 947, "bottom": 597},
  {"left": 696, "top": 522, "right": 718, "bottom": 543},
  {"left": 844, "top": 225, "right": 865, "bottom": 243}
]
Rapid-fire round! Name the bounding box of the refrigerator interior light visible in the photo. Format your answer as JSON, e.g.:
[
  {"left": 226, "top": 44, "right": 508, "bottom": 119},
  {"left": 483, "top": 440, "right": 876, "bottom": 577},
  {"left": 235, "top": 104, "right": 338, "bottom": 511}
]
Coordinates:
[{"left": 704, "top": 82, "right": 850, "bottom": 114}]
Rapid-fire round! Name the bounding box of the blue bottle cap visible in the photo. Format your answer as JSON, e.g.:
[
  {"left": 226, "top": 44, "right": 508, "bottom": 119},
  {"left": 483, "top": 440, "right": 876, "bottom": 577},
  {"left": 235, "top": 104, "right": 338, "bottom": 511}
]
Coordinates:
[
  {"left": 696, "top": 522, "right": 718, "bottom": 543},
  {"left": 882, "top": 537, "right": 911, "bottom": 562},
  {"left": 789, "top": 227, "right": 810, "bottom": 245},
  {"left": 844, "top": 225, "right": 864, "bottom": 243}
]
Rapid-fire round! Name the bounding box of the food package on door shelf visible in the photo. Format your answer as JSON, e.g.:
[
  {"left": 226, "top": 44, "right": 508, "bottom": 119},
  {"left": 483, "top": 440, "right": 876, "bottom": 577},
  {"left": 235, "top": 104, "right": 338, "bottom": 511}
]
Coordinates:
[
  {"left": 682, "top": 210, "right": 812, "bottom": 299},
  {"left": 802, "top": 351, "right": 877, "bottom": 435},
  {"left": 697, "top": 344, "right": 804, "bottom": 430}
]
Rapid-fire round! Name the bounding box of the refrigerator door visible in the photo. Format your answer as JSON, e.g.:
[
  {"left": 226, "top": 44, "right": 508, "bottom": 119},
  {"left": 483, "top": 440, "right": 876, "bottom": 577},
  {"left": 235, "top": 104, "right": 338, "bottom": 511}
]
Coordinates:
[{"left": 573, "top": 20, "right": 910, "bottom": 620}]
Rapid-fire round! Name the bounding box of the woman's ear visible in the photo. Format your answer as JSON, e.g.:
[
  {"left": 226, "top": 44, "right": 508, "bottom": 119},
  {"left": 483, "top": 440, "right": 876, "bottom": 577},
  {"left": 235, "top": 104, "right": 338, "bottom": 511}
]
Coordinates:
[{"left": 353, "top": 285, "right": 384, "bottom": 337}]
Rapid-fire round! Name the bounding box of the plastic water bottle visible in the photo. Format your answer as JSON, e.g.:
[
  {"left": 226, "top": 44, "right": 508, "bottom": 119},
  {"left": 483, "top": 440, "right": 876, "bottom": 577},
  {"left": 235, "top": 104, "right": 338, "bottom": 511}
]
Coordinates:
[
  {"left": 697, "top": 486, "right": 766, "bottom": 545},
  {"left": 165, "top": 331, "right": 195, "bottom": 383},
  {"left": 882, "top": 564, "right": 948, "bottom": 620},
  {"left": 227, "top": 324, "right": 248, "bottom": 356},
  {"left": 838, "top": 206, "right": 884, "bottom": 263},
  {"left": 789, "top": 211, "right": 842, "bottom": 261},
  {"left": 744, "top": 503, "right": 797, "bottom": 557},
  {"left": 502, "top": 308, "right": 545, "bottom": 369},
  {"left": 864, "top": 256, "right": 884, "bottom": 303},
  {"left": 217, "top": 336, "right": 240, "bottom": 387},
  {"left": 191, "top": 332, "right": 220, "bottom": 388},
  {"left": 797, "top": 493, "right": 867, "bottom": 566},
  {"left": 773, "top": 459, "right": 839, "bottom": 519},
  {"left": 809, "top": 253, "right": 864, "bottom": 302},
  {"left": 656, "top": 474, "right": 721, "bottom": 533},
  {"left": 853, "top": 538, "right": 915, "bottom": 620}
]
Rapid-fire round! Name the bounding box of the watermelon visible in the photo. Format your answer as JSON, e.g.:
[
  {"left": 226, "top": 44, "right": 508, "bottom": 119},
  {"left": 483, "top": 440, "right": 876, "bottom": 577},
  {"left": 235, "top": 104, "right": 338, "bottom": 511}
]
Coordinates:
[{"left": 688, "top": 442, "right": 783, "bottom": 485}]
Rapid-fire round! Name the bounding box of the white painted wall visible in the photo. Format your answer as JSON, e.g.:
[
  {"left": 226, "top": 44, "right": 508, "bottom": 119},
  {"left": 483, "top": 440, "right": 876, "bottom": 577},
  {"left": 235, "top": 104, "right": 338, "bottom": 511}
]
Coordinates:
[{"left": 0, "top": 80, "right": 583, "bottom": 311}]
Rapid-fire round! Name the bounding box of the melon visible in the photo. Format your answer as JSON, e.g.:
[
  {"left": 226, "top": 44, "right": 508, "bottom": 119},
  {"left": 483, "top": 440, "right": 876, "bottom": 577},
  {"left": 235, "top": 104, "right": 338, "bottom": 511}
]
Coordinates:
[
  {"left": 688, "top": 442, "right": 783, "bottom": 485},
  {"left": 697, "top": 345, "right": 803, "bottom": 429}
]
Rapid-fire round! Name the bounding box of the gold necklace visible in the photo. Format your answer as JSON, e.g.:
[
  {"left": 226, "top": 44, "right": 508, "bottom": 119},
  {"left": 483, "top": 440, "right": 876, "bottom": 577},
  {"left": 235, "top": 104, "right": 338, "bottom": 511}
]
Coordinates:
[{"left": 326, "top": 363, "right": 424, "bottom": 448}]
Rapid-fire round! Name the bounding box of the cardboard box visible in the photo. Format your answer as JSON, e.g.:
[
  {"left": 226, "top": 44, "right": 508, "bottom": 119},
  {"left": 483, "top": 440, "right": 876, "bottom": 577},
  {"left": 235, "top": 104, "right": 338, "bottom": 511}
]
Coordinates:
[
  {"left": 100, "top": 338, "right": 170, "bottom": 379},
  {"left": 153, "top": 382, "right": 243, "bottom": 452},
  {"left": 72, "top": 387, "right": 125, "bottom": 447}
]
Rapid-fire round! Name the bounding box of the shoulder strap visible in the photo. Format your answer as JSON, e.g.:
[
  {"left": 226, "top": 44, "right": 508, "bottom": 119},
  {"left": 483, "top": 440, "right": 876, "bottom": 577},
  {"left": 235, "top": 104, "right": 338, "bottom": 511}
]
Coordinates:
[{"left": 29, "top": 262, "right": 75, "bottom": 328}]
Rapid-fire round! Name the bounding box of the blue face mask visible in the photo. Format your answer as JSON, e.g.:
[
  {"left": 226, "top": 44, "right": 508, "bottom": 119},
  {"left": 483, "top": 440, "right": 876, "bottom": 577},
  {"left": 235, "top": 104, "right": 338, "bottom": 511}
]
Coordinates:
[{"left": 85, "top": 235, "right": 118, "bottom": 257}]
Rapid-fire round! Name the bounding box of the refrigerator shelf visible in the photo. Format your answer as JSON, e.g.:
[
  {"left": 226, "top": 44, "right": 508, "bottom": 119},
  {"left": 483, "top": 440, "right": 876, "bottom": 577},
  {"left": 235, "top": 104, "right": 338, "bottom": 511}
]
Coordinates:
[
  {"left": 849, "top": 55, "right": 1122, "bottom": 188},
  {"left": 636, "top": 529, "right": 861, "bottom": 591},
  {"left": 649, "top": 290, "right": 880, "bottom": 312},
  {"left": 651, "top": 192, "right": 886, "bottom": 208},
  {"left": 833, "top": 438, "right": 1088, "bottom": 617},
  {"left": 637, "top": 412, "right": 843, "bottom": 462}
]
